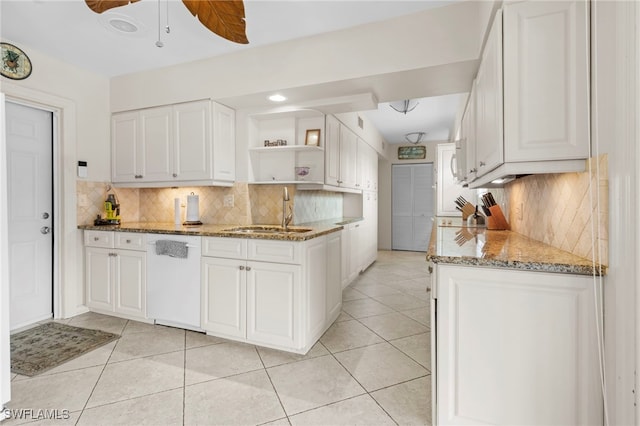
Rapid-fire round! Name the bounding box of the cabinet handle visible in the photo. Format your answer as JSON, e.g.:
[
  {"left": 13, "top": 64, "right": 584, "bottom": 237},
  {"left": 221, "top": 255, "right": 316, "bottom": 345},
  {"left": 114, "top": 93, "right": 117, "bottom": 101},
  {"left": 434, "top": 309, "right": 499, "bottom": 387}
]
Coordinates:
[
  {"left": 126, "top": 239, "right": 131, "bottom": 243},
  {"left": 479, "top": 161, "right": 486, "bottom": 167},
  {"left": 239, "top": 265, "right": 245, "bottom": 270},
  {"left": 135, "top": 174, "right": 143, "bottom": 179},
  {"left": 94, "top": 237, "right": 99, "bottom": 241},
  {"left": 337, "top": 180, "right": 343, "bottom": 184},
  {"left": 173, "top": 173, "right": 178, "bottom": 178},
  {"left": 469, "top": 168, "right": 477, "bottom": 173},
  {"left": 246, "top": 266, "right": 252, "bottom": 271},
  {"left": 109, "top": 253, "right": 117, "bottom": 257}
]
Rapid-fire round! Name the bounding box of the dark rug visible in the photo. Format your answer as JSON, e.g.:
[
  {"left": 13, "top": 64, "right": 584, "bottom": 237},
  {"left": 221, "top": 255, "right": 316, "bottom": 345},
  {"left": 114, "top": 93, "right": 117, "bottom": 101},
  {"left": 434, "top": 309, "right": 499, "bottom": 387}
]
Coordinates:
[{"left": 10, "top": 322, "right": 119, "bottom": 376}]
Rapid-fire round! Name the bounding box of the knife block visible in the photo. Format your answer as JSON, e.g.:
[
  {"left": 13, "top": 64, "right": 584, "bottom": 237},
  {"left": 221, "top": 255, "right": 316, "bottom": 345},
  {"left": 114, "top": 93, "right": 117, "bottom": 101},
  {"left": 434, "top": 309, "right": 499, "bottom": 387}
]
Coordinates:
[{"left": 487, "top": 205, "right": 510, "bottom": 230}]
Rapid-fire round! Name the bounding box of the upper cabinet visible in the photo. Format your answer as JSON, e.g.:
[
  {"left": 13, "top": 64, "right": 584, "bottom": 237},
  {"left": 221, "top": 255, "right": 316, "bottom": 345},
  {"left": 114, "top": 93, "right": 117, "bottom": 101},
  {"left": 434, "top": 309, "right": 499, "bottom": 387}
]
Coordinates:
[
  {"left": 462, "top": 0, "right": 589, "bottom": 188},
  {"left": 474, "top": 10, "right": 503, "bottom": 179},
  {"left": 503, "top": 0, "right": 589, "bottom": 162},
  {"left": 111, "top": 100, "right": 235, "bottom": 187}
]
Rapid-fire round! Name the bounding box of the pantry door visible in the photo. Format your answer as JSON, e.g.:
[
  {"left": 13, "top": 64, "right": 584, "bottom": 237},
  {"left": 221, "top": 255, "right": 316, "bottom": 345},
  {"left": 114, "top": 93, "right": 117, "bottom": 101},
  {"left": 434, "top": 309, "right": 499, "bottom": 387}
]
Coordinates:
[
  {"left": 392, "top": 163, "right": 434, "bottom": 251},
  {"left": 6, "top": 101, "right": 53, "bottom": 330}
]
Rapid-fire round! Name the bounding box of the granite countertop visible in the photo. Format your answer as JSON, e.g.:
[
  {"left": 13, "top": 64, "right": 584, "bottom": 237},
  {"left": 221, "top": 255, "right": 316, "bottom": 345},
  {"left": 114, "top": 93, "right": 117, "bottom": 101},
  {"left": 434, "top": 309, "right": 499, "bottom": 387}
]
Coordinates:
[
  {"left": 426, "top": 224, "right": 606, "bottom": 276},
  {"left": 77, "top": 217, "right": 362, "bottom": 242}
]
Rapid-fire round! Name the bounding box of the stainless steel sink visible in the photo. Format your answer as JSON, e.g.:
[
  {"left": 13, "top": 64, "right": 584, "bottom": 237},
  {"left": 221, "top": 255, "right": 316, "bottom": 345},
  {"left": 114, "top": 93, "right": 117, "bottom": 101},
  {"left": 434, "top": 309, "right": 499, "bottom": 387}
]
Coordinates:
[{"left": 222, "top": 226, "right": 313, "bottom": 235}]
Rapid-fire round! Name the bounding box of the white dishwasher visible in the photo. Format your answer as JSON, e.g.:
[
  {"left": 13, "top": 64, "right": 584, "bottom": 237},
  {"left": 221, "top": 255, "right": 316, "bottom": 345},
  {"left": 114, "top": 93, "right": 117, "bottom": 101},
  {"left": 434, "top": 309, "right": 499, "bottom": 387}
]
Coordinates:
[{"left": 147, "top": 234, "right": 202, "bottom": 331}]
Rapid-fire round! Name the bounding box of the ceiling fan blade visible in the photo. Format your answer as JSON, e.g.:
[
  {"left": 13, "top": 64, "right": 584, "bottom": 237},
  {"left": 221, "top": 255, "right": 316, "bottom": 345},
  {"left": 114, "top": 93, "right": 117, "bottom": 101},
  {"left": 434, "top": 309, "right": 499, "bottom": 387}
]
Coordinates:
[
  {"left": 85, "top": 0, "right": 141, "bottom": 14},
  {"left": 182, "top": 0, "right": 249, "bottom": 44}
]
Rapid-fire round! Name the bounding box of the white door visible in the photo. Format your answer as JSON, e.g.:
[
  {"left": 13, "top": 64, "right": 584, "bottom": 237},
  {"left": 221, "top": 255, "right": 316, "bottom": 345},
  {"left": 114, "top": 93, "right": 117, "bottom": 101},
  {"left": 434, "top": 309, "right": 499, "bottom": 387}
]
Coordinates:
[
  {"left": 392, "top": 164, "right": 434, "bottom": 251},
  {"left": 6, "top": 102, "right": 53, "bottom": 330}
]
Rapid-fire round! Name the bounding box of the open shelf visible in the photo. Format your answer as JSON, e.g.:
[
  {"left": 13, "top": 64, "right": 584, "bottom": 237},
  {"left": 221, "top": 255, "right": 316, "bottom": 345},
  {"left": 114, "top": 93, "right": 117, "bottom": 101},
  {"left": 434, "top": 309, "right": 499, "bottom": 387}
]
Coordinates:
[{"left": 249, "top": 145, "right": 324, "bottom": 153}]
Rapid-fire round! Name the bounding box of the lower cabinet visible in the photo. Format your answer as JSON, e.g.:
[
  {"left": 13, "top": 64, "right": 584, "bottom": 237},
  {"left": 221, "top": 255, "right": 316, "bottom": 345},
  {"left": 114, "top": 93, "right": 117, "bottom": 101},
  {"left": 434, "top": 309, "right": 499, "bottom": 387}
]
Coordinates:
[
  {"left": 84, "top": 231, "right": 147, "bottom": 321},
  {"left": 201, "top": 234, "right": 341, "bottom": 354},
  {"left": 434, "top": 264, "right": 602, "bottom": 425}
]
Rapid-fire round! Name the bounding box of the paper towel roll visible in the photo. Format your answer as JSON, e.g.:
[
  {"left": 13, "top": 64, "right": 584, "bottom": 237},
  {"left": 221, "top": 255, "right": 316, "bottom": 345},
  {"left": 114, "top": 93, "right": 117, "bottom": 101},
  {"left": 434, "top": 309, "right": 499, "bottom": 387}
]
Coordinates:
[
  {"left": 174, "top": 198, "right": 181, "bottom": 225},
  {"left": 186, "top": 193, "right": 200, "bottom": 222}
]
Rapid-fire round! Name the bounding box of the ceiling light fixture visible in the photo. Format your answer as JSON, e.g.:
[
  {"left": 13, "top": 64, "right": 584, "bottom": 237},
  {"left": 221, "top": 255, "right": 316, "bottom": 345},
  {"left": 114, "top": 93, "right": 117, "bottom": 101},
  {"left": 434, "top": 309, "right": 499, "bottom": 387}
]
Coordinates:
[
  {"left": 405, "top": 132, "right": 427, "bottom": 144},
  {"left": 390, "top": 99, "right": 419, "bottom": 115},
  {"left": 268, "top": 94, "right": 287, "bottom": 102}
]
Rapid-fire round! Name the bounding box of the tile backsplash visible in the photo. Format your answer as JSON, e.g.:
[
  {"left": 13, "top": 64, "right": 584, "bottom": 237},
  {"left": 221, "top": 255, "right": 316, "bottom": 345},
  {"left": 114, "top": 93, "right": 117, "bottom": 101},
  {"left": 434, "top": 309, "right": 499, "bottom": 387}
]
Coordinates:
[
  {"left": 77, "top": 182, "right": 342, "bottom": 227},
  {"left": 504, "top": 155, "right": 608, "bottom": 266}
]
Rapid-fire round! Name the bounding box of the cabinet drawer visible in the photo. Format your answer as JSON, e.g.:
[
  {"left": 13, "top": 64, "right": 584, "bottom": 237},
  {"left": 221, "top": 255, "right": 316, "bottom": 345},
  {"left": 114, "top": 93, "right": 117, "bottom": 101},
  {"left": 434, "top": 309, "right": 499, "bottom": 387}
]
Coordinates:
[
  {"left": 202, "top": 237, "right": 247, "bottom": 259},
  {"left": 114, "top": 232, "right": 146, "bottom": 251},
  {"left": 248, "top": 240, "right": 300, "bottom": 264},
  {"left": 84, "top": 231, "right": 114, "bottom": 248}
]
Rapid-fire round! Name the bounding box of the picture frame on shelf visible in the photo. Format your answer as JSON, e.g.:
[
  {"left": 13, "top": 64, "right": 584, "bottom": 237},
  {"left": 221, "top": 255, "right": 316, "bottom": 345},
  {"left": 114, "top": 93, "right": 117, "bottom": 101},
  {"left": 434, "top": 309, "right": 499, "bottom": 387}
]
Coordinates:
[{"left": 305, "top": 129, "right": 321, "bottom": 146}]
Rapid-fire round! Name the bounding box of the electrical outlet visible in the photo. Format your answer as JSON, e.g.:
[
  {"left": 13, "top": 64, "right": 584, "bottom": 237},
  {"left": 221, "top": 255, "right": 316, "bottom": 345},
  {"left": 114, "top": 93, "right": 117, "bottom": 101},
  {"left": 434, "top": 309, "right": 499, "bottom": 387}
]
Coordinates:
[{"left": 223, "top": 195, "right": 234, "bottom": 208}]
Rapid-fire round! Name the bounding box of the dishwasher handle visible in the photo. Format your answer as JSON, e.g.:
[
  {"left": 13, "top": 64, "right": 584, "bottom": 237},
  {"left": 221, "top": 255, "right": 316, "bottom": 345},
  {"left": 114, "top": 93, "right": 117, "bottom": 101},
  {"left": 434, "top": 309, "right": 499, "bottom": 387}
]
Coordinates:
[{"left": 148, "top": 241, "right": 199, "bottom": 249}]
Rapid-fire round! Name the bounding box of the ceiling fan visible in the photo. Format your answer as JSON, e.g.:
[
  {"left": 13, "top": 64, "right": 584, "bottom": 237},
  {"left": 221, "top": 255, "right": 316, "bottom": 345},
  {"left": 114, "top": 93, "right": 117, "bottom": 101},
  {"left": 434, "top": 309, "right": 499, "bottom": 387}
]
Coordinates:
[{"left": 85, "top": 0, "right": 249, "bottom": 44}]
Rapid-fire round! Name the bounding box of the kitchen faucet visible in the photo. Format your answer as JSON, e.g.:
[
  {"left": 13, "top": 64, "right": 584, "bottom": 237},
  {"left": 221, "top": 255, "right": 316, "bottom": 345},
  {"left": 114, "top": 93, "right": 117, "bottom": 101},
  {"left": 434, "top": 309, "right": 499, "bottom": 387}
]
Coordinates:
[{"left": 282, "top": 186, "right": 293, "bottom": 230}]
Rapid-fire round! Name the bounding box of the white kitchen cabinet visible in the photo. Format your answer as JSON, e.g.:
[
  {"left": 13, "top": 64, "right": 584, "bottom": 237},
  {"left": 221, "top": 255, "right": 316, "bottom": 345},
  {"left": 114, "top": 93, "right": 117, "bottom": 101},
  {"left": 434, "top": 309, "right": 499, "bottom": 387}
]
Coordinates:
[
  {"left": 84, "top": 231, "right": 147, "bottom": 321},
  {"left": 434, "top": 264, "right": 602, "bottom": 425},
  {"left": 341, "top": 221, "right": 362, "bottom": 287},
  {"left": 246, "top": 261, "right": 301, "bottom": 348},
  {"left": 357, "top": 140, "right": 378, "bottom": 191},
  {"left": 201, "top": 256, "right": 246, "bottom": 339},
  {"left": 326, "top": 232, "right": 342, "bottom": 320},
  {"left": 201, "top": 234, "right": 340, "bottom": 353},
  {"left": 324, "top": 115, "right": 358, "bottom": 190},
  {"left": 474, "top": 9, "right": 503, "bottom": 178},
  {"left": 503, "top": 0, "right": 589, "bottom": 162},
  {"left": 457, "top": 88, "right": 476, "bottom": 183},
  {"left": 112, "top": 100, "right": 235, "bottom": 187},
  {"left": 435, "top": 144, "right": 476, "bottom": 217}
]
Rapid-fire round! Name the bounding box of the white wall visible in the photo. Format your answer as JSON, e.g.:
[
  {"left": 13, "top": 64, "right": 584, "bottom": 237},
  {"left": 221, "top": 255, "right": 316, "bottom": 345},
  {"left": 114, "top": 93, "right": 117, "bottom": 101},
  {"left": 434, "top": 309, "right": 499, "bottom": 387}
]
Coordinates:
[
  {"left": 378, "top": 142, "right": 440, "bottom": 250},
  {"left": 1, "top": 39, "right": 111, "bottom": 319}
]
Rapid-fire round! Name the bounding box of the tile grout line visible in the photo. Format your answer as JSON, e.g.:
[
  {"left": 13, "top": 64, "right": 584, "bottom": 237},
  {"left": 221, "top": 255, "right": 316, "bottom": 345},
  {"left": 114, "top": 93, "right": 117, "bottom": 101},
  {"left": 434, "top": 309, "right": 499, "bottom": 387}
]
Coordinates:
[
  {"left": 182, "top": 329, "right": 187, "bottom": 426},
  {"left": 254, "top": 345, "right": 291, "bottom": 425}
]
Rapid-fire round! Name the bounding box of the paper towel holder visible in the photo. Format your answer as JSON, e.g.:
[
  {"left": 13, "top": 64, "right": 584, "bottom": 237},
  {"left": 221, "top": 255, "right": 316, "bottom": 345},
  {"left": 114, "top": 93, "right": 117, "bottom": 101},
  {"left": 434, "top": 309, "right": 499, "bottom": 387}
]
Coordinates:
[{"left": 183, "top": 192, "right": 203, "bottom": 226}]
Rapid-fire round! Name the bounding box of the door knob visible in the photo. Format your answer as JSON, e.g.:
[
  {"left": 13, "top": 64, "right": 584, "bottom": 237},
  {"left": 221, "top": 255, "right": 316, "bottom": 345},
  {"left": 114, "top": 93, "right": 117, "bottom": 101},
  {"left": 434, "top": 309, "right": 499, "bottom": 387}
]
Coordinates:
[
  {"left": 42, "top": 212, "right": 50, "bottom": 219},
  {"left": 40, "top": 226, "right": 51, "bottom": 235}
]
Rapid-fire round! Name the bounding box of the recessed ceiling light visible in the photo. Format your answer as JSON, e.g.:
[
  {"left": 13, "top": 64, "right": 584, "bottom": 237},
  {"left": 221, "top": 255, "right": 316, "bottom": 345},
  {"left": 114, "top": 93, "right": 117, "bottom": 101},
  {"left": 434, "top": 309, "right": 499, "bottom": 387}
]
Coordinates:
[
  {"left": 109, "top": 18, "right": 138, "bottom": 33},
  {"left": 268, "top": 94, "right": 287, "bottom": 102},
  {"left": 99, "top": 13, "right": 146, "bottom": 37}
]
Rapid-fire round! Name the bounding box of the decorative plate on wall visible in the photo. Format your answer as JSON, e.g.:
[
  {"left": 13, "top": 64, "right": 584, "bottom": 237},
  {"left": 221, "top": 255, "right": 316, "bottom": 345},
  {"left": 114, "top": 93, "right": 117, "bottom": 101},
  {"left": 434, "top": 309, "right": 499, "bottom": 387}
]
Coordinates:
[{"left": 1, "top": 42, "right": 32, "bottom": 80}]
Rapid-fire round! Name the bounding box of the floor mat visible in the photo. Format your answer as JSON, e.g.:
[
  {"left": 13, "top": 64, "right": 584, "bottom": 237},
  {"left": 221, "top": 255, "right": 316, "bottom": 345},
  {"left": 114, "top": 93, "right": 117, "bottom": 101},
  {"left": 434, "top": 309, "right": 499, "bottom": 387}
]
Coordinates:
[{"left": 10, "top": 322, "right": 119, "bottom": 376}]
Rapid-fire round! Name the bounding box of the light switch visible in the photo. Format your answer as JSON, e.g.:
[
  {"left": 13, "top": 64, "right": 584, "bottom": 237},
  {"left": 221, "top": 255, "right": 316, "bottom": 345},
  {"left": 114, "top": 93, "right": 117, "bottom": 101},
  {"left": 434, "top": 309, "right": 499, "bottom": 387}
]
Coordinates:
[{"left": 77, "top": 161, "right": 87, "bottom": 178}]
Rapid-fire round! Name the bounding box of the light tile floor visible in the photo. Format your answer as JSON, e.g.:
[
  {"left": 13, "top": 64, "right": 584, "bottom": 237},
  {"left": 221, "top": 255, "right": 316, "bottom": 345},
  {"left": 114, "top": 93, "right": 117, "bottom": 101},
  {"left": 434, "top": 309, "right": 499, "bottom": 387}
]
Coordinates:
[{"left": 7, "top": 250, "right": 431, "bottom": 426}]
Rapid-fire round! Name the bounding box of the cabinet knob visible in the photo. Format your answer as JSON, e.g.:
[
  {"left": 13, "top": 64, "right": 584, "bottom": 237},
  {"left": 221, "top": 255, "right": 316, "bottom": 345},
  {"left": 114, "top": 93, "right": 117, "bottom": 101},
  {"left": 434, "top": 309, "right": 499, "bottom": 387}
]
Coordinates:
[
  {"left": 246, "top": 266, "right": 252, "bottom": 271},
  {"left": 135, "top": 174, "right": 143, "bottom": 179},
  {"left": 239, "top": 265, "right": 245, "bottom": 270},
  {"left": 94, "top": 236, "right": 99, "bottom": 241},
  {"left": 470, "top": 168, "right": 477, "bottom": 173},
  {"left": 126, "top": 239, "right": 131, "bottom": 243},
  {"left": 479, "top": 162, "right": 486, "bottom": 167},
  {"left": 337, "top": 180, "right": 343, "bottom": 184},
  {"left": 173, "top": 173, "right": 178, "bottom": 178}
]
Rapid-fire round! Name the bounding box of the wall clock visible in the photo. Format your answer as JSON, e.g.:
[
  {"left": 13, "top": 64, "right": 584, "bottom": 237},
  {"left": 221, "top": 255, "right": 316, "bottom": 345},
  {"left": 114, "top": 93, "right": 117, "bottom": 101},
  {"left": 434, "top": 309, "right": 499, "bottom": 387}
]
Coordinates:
[{"left": 1, "top": 42, "right": 32, "bottom": 80}]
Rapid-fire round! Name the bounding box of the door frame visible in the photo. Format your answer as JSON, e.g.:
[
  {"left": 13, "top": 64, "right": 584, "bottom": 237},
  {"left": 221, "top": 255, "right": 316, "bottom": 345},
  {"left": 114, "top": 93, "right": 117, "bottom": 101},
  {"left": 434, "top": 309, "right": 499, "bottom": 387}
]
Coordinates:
[{"left": 1, "top": 82, "right": 78, "bottom": 321}]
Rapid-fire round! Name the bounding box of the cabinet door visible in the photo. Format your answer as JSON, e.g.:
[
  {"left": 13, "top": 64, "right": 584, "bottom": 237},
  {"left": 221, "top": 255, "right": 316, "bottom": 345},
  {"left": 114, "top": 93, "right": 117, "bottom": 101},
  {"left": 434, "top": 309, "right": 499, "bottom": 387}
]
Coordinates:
[
  {"left": 436, "top": 144, "right": 475, "bottom": 217},
  {"left": 325, "top": 115, "right": 341, "bottom": 186},
  {"left": 504, "top": 1, "right": 589, "bottom": 162},
  {"left": 212, "top": 102, "right": 236, "bottom": 181},
  {"left": 339, "top": 125, "right": 358, "bottom": 188},
  {"left": 201, "top": 257, "right": 246, "bottom": 338},
  {"left": 112, "top": 111, "right": 140, "bottom": 183},
  {"left": 326, "top": 233, "right": 342, "bottom": 320},
  {"left": 246, "top": 261, "right": 300, "bottom": 349},
  {"left": 475, "top": 10, "right": 503, "bottom": 177},
  {"left": 347, "top": 223, "right": 361, "bottom": 281},
  {"left": 461, "top": 89, "right": 476, "bottom": 182},
  {"left": 436, "top": 265, "right": 602, "bottom": 425},
  {"left": 140, "top": 106, "right": 173, "bottom": 181},
  {"left": 113, "top": 250, "right": 146, "bottom": 319},
  {"left": 85, "top": 247, "right": 113, "bottom": 312},
  {"left": 174, "top": 100, "right": 212, "bottom": 181}
]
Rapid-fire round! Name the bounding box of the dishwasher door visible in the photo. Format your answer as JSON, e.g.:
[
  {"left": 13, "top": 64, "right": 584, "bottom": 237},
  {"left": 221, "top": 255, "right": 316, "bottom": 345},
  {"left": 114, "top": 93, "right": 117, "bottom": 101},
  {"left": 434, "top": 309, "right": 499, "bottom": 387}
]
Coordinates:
[{"left": 147, "top": 234, "right": 202, "bottom": 331}]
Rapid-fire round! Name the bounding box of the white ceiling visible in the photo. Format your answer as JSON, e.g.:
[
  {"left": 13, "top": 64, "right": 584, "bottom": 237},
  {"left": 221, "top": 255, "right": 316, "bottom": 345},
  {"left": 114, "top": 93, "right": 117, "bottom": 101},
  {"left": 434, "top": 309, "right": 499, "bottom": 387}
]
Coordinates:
[
  {"left": 0, "top": 0, "right": 478, "bottom": 146},
  {"left": 364, "top": 94, "right": 467, "bottom": 144}
]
